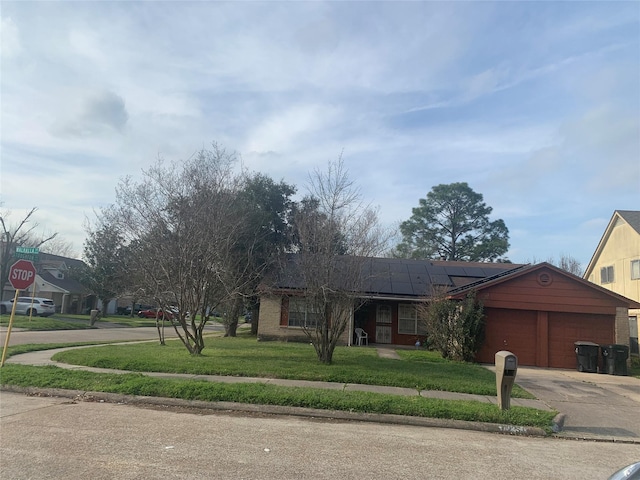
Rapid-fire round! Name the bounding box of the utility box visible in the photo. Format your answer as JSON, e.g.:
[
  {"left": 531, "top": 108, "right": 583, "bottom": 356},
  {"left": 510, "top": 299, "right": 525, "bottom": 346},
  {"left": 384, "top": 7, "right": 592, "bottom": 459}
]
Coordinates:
[{"left": 495, "top": 351, "right": 518, "bottom": 410}]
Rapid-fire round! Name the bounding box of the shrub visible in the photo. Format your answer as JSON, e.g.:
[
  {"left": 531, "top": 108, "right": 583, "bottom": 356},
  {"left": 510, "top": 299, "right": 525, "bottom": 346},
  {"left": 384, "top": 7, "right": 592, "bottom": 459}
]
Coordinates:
[{"left": 419, "top": 292, "right": 484, "bottom": 362}]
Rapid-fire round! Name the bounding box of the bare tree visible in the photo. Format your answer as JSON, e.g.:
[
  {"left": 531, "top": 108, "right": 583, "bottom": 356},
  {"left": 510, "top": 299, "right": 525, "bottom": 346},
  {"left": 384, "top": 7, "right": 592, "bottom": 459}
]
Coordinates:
[
  {"left": 110, "top": 144, "right": 271, "bottom": 354},
  {"left": 527, "top": 253, "right": 583, "bottom": 277},
  {"left": 292, "top": 156, "right": 389, "bottom": 364},
  {"left": 38, "top": 235, "right": 78, "bottom": 258},
  {"left": 0, "top": 206, "right": 57, "bottom": 301}
]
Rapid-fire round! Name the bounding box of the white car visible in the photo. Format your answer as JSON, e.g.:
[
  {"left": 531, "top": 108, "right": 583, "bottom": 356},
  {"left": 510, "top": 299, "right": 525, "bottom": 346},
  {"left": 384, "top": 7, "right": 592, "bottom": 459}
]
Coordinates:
[{"left": 0, "top": 296, "right": 56, "bottom": 317}]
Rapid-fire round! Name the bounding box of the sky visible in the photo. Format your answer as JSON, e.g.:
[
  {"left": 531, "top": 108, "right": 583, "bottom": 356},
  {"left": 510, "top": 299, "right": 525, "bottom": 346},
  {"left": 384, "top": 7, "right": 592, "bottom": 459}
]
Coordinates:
[{"left": 1, "top": 1, "right": 639, "bottom": 269}]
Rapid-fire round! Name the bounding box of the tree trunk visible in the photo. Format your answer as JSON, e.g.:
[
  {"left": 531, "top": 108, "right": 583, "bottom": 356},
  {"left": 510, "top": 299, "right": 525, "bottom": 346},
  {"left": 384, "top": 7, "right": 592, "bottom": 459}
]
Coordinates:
[
  {"left": 192, "top": 326, "right": 205, "bottom": 354},
  {"left": 224, "top": 297, "right": 243, "bottom": 337},
  {"left": 224, "top": 318, "right": 239, "bottom": 337},
  {"left": 250, "top": 306, "right": 259, "bottom": 335},
  {"left": 156, "top": 317, "right": 165, "bottom": 345},
  {"left": 316, "top": 306, "right": 333, "bottom": 364}
]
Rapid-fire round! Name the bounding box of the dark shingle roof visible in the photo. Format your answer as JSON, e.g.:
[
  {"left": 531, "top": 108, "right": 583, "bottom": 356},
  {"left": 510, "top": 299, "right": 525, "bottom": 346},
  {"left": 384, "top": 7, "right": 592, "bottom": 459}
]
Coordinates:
[
  {"left": 36, "top": 252, "right": 89, "bottom": 294},
  {"left": 39, "top": 271, "right": 90, "bottom": 294},
  {"left": 617, "top": 210, "right": 640, "bottom": 235}
]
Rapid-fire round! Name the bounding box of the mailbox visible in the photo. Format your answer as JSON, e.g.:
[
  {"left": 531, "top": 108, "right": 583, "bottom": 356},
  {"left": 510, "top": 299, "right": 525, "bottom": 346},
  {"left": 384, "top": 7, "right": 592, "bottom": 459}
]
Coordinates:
[{"left": 495, "top": 350, "right": 518, "bottom": 410}]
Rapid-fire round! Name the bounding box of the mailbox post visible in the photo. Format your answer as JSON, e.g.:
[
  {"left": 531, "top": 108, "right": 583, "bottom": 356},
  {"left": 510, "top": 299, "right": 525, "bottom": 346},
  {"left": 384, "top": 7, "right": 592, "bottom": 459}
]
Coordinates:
[{"left": 495, "top": 350, "right": 518, "bottom": 410}]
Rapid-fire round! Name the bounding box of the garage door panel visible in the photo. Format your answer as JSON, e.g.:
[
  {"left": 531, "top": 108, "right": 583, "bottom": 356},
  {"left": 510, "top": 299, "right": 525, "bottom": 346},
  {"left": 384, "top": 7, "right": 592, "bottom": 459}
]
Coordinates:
[
  {"left": 478, "top": 308, "right": 537, "bottom": 365},
  {"left": 549, "top": 313, "right": 614, "bottom": 369}
]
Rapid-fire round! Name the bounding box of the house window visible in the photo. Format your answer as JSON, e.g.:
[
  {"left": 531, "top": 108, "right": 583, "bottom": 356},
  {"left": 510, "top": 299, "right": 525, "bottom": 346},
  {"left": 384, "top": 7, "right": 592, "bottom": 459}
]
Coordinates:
[
  {"left": 287, "top": 298, "right": 320, "bottom": 328},
  {"left": 631, "top": 260, "right": 640, "bottom": 280},
  {"left": 600, "top": 266, "right": 614, "bottom": 284},
  {"left": 398, "top": 304, "right": 427, "bottom": 335},
  {"left": 377, "top": 305, "right": 392, "bottom": 324}
]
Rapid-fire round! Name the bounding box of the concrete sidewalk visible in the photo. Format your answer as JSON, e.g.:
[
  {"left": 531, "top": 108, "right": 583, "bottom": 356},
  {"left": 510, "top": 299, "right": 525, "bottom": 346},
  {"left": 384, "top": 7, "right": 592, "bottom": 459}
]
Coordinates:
[{"left": 5, "top": 346, "right": 550, "bottom": 411}]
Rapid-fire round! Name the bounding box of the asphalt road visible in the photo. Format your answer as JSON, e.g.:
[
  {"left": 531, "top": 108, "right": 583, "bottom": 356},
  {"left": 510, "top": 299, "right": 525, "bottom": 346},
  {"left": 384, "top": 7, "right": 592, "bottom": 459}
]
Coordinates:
[
  {"left": 1, "top": 391, "right": 638, "bottom": 480},
  {"left": 0, "top": 323, "right": 226, "bottom": 346}
]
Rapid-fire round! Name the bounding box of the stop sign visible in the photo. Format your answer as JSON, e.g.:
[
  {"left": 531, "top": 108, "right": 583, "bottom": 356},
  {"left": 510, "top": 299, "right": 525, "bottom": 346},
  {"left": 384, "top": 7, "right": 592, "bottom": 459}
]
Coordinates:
[{"left": 9, "top": 259, "right": 37, "bottom": 290}]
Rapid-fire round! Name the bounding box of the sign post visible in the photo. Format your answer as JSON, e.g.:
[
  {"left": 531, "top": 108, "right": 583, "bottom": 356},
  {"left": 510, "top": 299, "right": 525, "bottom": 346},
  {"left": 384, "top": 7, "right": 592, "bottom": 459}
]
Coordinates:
[{"left": 1, "top": 260, "right": 37, "bottom": 367}]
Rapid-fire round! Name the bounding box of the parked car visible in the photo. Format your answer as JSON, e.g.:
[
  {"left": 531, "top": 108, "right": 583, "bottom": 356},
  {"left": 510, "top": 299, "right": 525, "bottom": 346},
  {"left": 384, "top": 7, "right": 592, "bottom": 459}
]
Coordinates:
[
  {"left": 137, "top": 307, "right": 176, "bottom": 320},
  {"left": 0, "top": 297, "right": 56, "bottom": 317},
  {"left": 609, "top": 461, "right": 640, "bottom": 480}
]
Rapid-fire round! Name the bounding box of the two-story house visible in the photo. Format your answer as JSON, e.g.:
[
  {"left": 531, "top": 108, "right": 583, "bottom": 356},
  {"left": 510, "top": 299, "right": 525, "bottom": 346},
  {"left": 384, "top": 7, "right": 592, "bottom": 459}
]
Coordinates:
[{"left": 584, "top": 210, "right": 640, "bottom": 355}]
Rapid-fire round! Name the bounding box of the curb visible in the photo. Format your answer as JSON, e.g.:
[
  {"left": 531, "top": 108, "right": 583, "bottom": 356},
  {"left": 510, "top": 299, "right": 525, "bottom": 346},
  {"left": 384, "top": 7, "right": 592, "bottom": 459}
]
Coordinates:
[{"left": 1, "top": 385, "right": 549, "bottom": 437}]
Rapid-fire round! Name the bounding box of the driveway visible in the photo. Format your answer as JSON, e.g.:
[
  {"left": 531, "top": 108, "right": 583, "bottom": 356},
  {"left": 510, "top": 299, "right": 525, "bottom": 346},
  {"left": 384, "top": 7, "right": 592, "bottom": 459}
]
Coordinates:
[{"left": 513, "top": 366, "right": 640, "bottom": 441}]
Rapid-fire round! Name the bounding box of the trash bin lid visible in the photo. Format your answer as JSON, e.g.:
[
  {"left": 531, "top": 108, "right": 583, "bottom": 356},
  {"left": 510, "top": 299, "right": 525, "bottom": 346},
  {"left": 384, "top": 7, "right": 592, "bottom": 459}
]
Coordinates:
[{"left": 574, "top": 341, "right": 599, "bottom": 346}]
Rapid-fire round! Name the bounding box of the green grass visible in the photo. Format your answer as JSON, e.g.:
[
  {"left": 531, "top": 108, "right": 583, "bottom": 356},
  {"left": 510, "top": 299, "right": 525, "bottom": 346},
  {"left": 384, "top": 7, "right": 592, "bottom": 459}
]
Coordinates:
[
  {"left": 0, "top": 363, "right": 555, "bottom": 430},
  {"left": 0, "top": 313, "right": 158, "bottom": 329},
  {"left": 51, "top": 335, "right": 533, "bottom": 398},
  {"left": 0, "top": 341, "right": 554, "bottom": 430},
  {"left": 0, "top": 315, "right": 94, "bottom": 330}
]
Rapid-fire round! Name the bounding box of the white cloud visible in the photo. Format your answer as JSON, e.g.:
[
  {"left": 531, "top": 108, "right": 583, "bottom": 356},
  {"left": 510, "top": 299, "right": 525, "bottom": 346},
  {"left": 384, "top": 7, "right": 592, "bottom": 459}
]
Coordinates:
[
  {"left": 0, "top": 1, "right": 637, "bottom": 267},
  {"left": 0, "top": 16, "right": 21, "bottom": 58}
]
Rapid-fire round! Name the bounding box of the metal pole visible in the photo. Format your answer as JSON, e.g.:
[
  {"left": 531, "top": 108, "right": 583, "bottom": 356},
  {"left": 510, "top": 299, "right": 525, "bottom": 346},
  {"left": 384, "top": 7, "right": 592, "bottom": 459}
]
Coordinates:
[{"left": 1, "top": 290, "right": 20, "bottom": 367}]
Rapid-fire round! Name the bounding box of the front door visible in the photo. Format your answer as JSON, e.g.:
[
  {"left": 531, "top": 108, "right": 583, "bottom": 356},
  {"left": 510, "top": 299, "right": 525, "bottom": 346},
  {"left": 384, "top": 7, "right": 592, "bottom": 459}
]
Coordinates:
[{"left": 376, "top": 304, "right": 392, "bottom": 344}]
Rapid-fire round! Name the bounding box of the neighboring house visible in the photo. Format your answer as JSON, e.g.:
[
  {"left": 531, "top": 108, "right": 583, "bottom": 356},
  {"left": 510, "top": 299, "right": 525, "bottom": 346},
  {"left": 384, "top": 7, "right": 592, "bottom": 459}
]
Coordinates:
[
  {"left": 2, "top": 252, "right": 92, "bottom": 314},
  {"left": 584, "top": 210, "right": 640, "bottom": 355},
  {"left": 258, "top": 256, "right": 639, "bottom": 369}
]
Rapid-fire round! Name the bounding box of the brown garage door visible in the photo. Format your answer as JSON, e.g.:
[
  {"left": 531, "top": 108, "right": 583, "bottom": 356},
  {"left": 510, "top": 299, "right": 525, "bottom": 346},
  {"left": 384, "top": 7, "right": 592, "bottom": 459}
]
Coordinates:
[
  {"left": 477, "top": 308, "right": 537, "bottom": 365},
  {"left": 548, "top": 312, "right": 614, "bottom": 369}
]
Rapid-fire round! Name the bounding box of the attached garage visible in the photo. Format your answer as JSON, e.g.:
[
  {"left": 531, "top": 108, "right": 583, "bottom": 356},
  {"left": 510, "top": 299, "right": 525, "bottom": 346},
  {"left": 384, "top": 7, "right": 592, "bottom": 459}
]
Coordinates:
[
  {"left": 462, "top": 264, "right": 634, "bottom": 369},
  {"left": 547, "top": 312, "right": 614, "bottom": 369},
  {"left": 477, "top": 308, "right": 537, "bottom": 366}
]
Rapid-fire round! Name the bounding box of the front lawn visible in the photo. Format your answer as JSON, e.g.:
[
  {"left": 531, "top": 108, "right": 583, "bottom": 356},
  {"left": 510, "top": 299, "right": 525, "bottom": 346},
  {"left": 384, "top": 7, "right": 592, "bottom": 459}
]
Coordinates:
[
  {"left": 0, "top": 363, "right": 554, "bottom": 430},
  {"left": 52, "top": 335, "right": 533, "bottom": 398},
  {"left": 0, "top": 340, "right": 555, "bottom": 431},
  {"left": 0, "top": 315, "right": 93, "bottom": 331}
]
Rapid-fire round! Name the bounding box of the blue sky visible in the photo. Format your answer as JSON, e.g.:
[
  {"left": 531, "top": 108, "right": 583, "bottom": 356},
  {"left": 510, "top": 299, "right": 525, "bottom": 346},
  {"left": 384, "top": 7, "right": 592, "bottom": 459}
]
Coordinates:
[{"left": 1, "top": 1, "right": 638, "bottom": 269}]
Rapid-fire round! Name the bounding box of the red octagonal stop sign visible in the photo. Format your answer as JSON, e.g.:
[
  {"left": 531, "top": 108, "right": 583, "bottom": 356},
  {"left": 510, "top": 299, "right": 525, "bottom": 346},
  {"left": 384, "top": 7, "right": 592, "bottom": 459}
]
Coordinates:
[{"left": 9, "top": 259, "right": 37, "bottom": 290}]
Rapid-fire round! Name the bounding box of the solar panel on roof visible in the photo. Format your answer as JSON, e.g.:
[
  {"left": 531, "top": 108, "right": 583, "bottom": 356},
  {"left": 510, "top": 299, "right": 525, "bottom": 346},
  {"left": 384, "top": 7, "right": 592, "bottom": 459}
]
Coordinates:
[
  {"left": 391, "top": 281, "right": 416, "bottom": 295},
  {"left": 430, "top": 274, "right": 453, "bottom": 285},
  {"left": 429, "top": 266, "right": 447, "bottom": 275},
  {"left": 444, "top": 266, "right": 467, "bottom": 276},
  {"left": 409, "top": 273, "right": 431, "bottom": 285},
  {"left": 370, "top": 263, "right": 390, "bottom": 273},
  {"left": 388, "top": 263, "right": 408, "bottom": 273},
  {"left": 405, "top": 263, "right": 428, "bottom": 273},
  {"left": 480, "top": 267, "right": 511, "bottom": 276}
]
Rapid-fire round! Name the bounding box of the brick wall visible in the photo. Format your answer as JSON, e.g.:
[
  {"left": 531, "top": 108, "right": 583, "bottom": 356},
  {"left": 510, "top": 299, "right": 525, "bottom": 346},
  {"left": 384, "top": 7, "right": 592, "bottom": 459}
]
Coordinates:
[
  {"left": 258, "top": 294, "right": 352, "bottom": 345},
  {"left": 615, "top": 306, "right": 631, "bottom": 346}
]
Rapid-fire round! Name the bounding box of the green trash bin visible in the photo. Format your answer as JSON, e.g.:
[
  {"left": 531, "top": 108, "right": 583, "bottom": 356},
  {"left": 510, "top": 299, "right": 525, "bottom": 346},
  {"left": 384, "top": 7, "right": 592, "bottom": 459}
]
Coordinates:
[
  {"left": 574, "top": 341, "right": 599, "bottom": 373},
  {"left": 601, "top": 344, "right": 629, "bottom": 375}
]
